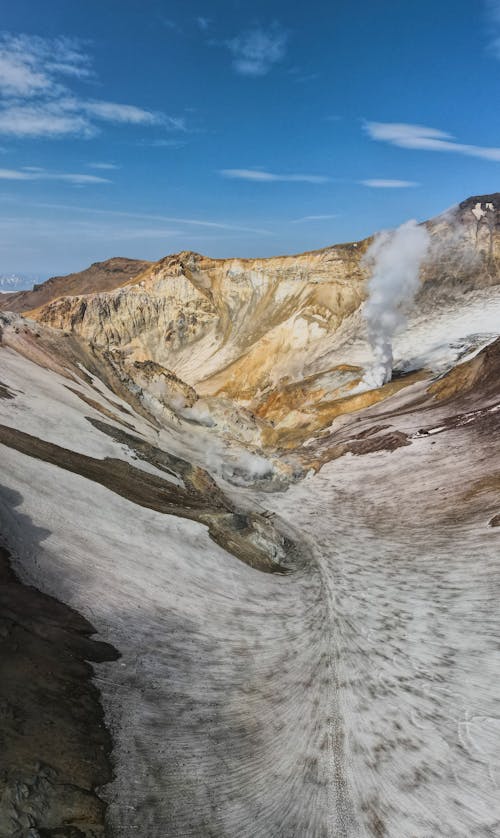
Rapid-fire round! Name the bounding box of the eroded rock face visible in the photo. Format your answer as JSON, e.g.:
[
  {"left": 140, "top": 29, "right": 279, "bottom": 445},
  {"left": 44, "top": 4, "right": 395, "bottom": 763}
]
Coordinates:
[
  {"left": 32, "top": 244, "right": 368, "bottom": 392},
  {"left": 419, "top": 194, "right": 500, "bottom": 299},
  {"left": 26, "top": 196, "right": 500, "bottom": 417}
]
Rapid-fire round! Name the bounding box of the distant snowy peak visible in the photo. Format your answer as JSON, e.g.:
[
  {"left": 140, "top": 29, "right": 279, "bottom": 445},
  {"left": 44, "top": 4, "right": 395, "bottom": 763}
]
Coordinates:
[{"left": 0, "top": 273, "right": 38, "bottom": 293}]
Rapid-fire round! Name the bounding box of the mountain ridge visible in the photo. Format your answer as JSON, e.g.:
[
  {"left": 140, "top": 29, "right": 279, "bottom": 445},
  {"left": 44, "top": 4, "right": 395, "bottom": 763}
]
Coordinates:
[
  {"left": 0, "top": 192, "right": 497, "bottom": 327},
  {"left": 0, "top": 256, "right": 152, "bottom": 314}
]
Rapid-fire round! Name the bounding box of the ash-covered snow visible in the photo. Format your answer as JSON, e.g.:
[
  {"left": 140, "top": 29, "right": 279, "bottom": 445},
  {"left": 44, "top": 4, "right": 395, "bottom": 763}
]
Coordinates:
[
  {"left": 243, "top": 424, "right": 500, "bottom": 837},
  {"left": 393, "top": 286, "right": 500, "bottom": 373},
  {"left": 0, "top": 281, "right": 499, "bottom": 836},
  {"left": 329, "top": 285, "right": 500, "bottom": 394},
  {"left": 0, "top": 348, "right": 181, "bottom": 483}
]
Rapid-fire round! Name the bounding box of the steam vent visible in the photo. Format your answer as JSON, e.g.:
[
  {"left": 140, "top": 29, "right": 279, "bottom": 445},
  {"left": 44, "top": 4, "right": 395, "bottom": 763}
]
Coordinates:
[{"left": 1, "top": 193, "right": 500, "bottom": 837}]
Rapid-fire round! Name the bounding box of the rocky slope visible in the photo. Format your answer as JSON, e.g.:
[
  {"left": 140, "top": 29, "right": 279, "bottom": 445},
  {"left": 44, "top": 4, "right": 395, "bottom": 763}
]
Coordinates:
[
  {"left": 0, "top": 256, "right": 151, "bottom": 314},
  {"left": 21, "top": 193, "right": 500, "bottom": 449},
  {"left": 0, "top": 543, "right": 119, "bottom": 838},
  {"left": 0, "top": 193, "right": 499, "bottom": 837}
]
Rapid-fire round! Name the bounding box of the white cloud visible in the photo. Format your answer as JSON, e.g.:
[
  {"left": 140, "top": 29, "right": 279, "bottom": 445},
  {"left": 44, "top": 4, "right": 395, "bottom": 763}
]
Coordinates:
[
  {"left": 82, "top": 100, "right": 169, "bottom": 126},
  {"left": 292, "top": 214, "right": 338, "bottom": 222},
  {"left": 196, "top": 17, "right": 211, "bottom": 31},
  {"left": 0, "top": 168, "right": 29, "bottom": 180},
  {"left": 0, "top": 102, "right": 95, "bottom": 138},
  {"left": 0, "top": 167, "right": 110, "bottom": 184},
  {"left": 0, "top": 32, "right": 184, "bottom": 139},
  {"left": 225, "top": 25, "right": 287, "bottom": 76},
  {"left": 54, "top": 173, "right": 111, "bottom": 184},
  {"left": 0, "top": 33, "right": 91, "bottom": 97},
  {"left": 360, "top": 178, "right": 419, "bottom": 188},
  {"left": 220, "top": 168, "right": 329, "bottom": 183},
  {"left": 87, "top": 162, "right": 119, "bottom": 170},
  {"left": 365, "top": 121, "right": 500, "bottom": 161},
  {"left": 0, "top": 51, "right": 50, "bottom": 98}
]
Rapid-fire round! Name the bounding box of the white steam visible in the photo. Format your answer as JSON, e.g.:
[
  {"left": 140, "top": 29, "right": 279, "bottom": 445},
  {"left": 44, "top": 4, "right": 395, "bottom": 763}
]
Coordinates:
[{"left": 362, "top": 219, "right": 431, "bottom": 388}]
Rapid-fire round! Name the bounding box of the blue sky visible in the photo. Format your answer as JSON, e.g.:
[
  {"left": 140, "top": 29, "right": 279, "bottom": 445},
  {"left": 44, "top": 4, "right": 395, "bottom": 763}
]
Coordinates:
[{"left": 0, "top": 0, "right": 499, "bottom": 277}]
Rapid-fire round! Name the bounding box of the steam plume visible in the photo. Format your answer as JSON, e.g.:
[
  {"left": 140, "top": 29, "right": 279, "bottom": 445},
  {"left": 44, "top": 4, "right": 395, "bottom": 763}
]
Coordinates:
[{"left": 362, "top": 219, "right": 430, "bottom": 387}]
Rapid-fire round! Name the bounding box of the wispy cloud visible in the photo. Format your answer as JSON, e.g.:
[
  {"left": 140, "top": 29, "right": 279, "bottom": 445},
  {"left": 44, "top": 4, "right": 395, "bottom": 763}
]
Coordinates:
[
  {"left": 1, "top": 198, "right": 271, "bottom": 235},
  {"left": 0, "top": 167, "right": 110, "bottom": 184},
  {"left": 87, "top": 162, "right": 119, "bottom": 170},
  {"left": 485, "top": 0, "right": 500, "bottom": 56},
  {"left": 143, "top": 137, "right": 187, "bottom": 149},
  {"left": 196, "top": 17, "right": 211, "bottom": 31},
  {"left": 0, "top": 215, "right": 181, "bottom": 243},
  {"left": 288, "top": 67, "right": 319, "bottom": 84},
  {"left": 365, "top": 121, "right": 500, "bottom": 161},
  {"left": 81, "top": 100, "right": 173, "bottom": 126},
  {"left": 360, "top": 178, "right": 419, "bottom": 188},
  {"left": 0, "top": 33, "right": 91, "bottom": 98},
  {"left": 0, "top": 32, "right": 184, "bottom": 139},
  {"left": 0, "top": 215, "right": 268, "bottom": 261},
  {"left": 220, "top": 168, "right": 329, "bottom": 183},
  {"left": 160, "top": 18, "right": 181, "bottom": 33},
  {"left": 0, "top": 103, "right": 94, "bottom": 138},
  {"left": 225, "top": 25, "right": 288, "bottom": 76},
  {"left": 292, "top": 214, "right": 338, "bottom": 223},
  {"left": 294, "top": 72, "right": 319, "bottom": 84}
]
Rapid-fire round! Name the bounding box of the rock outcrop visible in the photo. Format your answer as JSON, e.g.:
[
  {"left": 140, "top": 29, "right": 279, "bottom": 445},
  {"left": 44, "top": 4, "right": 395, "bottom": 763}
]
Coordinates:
[{"left": 0, "top": 543, "right": 118, "bottom": 837}]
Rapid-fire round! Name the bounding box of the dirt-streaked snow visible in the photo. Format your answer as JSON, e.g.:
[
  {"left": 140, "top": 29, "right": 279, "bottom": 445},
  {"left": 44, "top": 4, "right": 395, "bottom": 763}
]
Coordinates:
[{"left": 1, "top": 285, "right": 500, "bottom": 836}]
